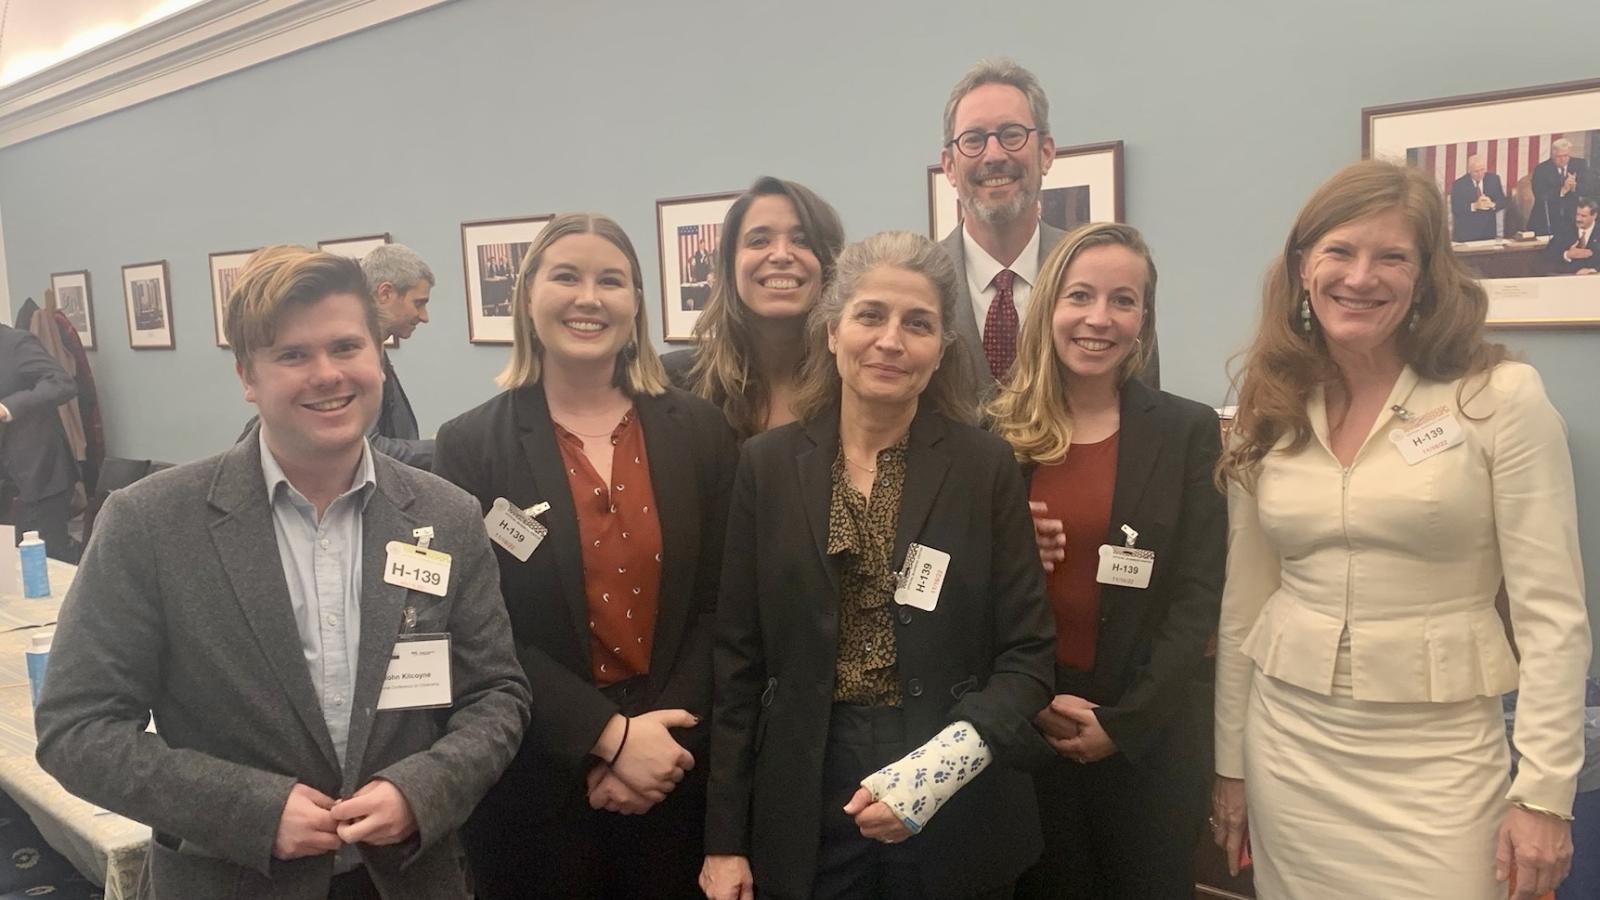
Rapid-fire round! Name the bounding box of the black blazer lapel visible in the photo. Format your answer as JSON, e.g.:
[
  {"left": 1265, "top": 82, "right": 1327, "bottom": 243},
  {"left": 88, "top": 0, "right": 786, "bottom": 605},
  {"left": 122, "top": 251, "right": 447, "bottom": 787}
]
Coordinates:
[
  {"left": 893, "top": 408, "right": 951, "bottom": 570},
  {"left": 638, "top": 392, "right": 697, "bottom": 694},
  {"left": 797, "top": 415, "right": 842, "bottom": 595},
  {"left": 513, "top": 385, "right": 593, "bottom": 671},
  {"left": 1103, "top": 380, "right": 1163, "bottom": 547},
  {"left": 207, "top": 435, "right": 341, "bottom": 774},
  {"left": 345, "top": 459, "right": 417, "bottom": 785}
]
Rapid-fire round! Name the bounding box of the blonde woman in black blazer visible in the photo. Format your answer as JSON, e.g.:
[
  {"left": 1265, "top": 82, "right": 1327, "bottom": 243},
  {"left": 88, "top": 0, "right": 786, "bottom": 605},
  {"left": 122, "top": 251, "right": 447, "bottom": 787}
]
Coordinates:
[
  {"left": 700, "top": 231, "right": 1055, "bottom": 900},
  {"left": 435, "top": 214, "right": 737, "bottom": 899},
  {"left": 989, "top": 223, "right": 1225, "bottom": 899}
]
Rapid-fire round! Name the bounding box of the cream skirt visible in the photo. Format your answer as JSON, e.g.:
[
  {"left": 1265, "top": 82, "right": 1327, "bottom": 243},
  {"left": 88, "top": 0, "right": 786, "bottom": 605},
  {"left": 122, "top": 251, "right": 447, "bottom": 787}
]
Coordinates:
[{"left": 1243, "top": 646, "right": 1509, "bottom": 899}]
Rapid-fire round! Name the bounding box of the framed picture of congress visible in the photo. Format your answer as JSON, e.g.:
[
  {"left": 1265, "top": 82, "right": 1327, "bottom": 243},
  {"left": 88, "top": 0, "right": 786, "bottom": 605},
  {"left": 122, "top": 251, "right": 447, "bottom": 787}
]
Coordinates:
[
  {"left": 460, "top": 215, "right": 551, "bottom": 344},
  {"left": 208, "top": 249, "right": 257, "bottom": 348},
  {"left": 121, "top": 260, "right": 175, "bottom": 350},
  {"left": 1364, "top": 78, "right": 1600, "bottom": 327},
  {"left": 927, "top": 140, "right": 1125, "bottom": 241},
  {"left": 49, "top": 270, "right": 96, "bottom": 350},
  {"left": 319, "top": 233, "right": 399, "bottom": 346},
  {"left": 657, "top": 190, "right": 739, "bottom": 342}
]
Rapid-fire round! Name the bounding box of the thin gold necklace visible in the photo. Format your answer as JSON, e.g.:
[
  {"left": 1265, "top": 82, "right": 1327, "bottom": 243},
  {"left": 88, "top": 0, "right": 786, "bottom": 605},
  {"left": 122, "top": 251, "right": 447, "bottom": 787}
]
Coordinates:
[{"left": 844, "top": 454, "right": 877, "bottom": 475}]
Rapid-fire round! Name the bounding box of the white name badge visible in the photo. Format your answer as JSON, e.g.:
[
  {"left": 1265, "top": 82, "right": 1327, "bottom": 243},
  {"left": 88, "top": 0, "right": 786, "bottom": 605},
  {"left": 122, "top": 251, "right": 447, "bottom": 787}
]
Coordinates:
[
  {"left": 895, "top": 543, "right": 951, "bottom": 612},
  {"left": 384, "top": 541, "right": 451, "bottom": 597},
  {"left": 485, "top": 497, "right": 548, "bottom": 562},
  {"left": 1388, "top": 407, "right": 1465, "bottom": 466},
  {"left": 376, "top": 633, "right": 453, "bottom": 710},
  {"left": 1096, "top": 545, "right": 1154, "bottom": 589}
]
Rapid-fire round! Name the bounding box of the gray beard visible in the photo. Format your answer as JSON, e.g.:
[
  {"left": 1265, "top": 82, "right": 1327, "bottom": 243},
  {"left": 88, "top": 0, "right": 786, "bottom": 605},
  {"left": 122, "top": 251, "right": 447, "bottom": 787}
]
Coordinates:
[{"left": 961, "top": 184, "right": 1037, "bottom": 228}]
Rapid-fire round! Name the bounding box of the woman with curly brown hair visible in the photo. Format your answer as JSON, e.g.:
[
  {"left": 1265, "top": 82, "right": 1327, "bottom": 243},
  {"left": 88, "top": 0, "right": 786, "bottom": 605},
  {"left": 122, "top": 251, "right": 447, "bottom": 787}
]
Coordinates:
[{"left": 1211, "top": 159, "right": 1589, "bottom": 899}]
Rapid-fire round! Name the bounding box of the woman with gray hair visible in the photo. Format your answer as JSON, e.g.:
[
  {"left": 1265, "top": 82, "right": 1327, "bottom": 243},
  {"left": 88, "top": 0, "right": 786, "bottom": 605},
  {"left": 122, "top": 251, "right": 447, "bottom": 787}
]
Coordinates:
[{"left": 700, "top": 231, "right": 1055, "bottom": 900}]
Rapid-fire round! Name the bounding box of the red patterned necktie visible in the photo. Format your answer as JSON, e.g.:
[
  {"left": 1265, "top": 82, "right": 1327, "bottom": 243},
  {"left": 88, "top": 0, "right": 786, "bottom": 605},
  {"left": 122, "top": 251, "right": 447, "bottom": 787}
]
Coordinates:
[{"left": 983, "top": 269, "right": 1019, "bottom": 381}]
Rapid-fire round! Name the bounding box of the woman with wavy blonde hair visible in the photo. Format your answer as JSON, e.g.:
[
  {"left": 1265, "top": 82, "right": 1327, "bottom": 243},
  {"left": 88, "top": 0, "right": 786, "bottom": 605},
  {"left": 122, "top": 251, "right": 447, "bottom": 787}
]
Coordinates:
[
  {"left": 1211, "top": 159, "right": 1588, "bottom": 899},
  {"left": 990, "top": 223, "right": 1225, "bottom": 898},
  {"left": 662, "top": 176, "right": 845, "bottom": 440}
]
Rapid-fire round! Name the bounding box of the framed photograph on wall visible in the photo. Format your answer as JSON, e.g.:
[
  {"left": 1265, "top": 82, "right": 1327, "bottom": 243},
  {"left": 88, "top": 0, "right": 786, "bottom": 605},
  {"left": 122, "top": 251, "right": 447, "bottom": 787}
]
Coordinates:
[
  {"left": 319, "top": 233, "right": 398, "bottom": 345},
  {"left": 122, "top": 260, "right": 175, "bottom": 350},
  {"left": 657, "top": 191, "right": 739, "bottom": 342},
  {"left": 460, "top": 215, "right": 551, "bottom": 345},
  {"left": 1364, "top": 78, "right": 1600, "bottom": 327},
  {"left": 927, "top": 140, "right": 1125, "bottom": 240},
  {"left": 318, "top": 233, "right": 391, "bottom": 259},
  {"left": 49, "top": 270, "right": 96, "bottom": 350},
  {"left": 208, "top": 249, "right": 256, "bottom": 348}
]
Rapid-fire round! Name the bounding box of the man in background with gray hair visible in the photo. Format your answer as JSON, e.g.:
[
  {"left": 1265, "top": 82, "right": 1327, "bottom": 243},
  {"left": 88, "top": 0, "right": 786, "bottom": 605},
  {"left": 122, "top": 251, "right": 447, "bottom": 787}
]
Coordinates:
[
  {"left": 936, "top": 58, "right": 1157, "bottom": 396},
  {"left": 1530, "top": 139, "right": 1591, "bottom": 236},
  {"left": 361, "top": 244, "right": 435, "bottom": 470}
]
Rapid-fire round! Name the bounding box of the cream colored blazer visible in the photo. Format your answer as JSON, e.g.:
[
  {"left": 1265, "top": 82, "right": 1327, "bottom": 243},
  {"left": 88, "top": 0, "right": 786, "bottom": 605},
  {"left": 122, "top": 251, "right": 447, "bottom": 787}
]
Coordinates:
[{"left": 1215, "top": 362, "right": 1590, "bottom": 814}]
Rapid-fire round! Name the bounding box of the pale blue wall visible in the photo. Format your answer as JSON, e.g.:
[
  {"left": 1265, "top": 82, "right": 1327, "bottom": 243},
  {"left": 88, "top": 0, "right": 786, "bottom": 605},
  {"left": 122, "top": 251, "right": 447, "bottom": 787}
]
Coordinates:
[{"left": 4, "top": 0, "right": 1598, "bottom": 663}]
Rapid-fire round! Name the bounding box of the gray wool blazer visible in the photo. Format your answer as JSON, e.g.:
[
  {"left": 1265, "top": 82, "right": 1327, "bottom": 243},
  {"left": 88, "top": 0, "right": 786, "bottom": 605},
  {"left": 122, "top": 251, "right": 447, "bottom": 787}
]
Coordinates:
[{"left": 35, "top": 429, "right": 530, "bottom": 900}]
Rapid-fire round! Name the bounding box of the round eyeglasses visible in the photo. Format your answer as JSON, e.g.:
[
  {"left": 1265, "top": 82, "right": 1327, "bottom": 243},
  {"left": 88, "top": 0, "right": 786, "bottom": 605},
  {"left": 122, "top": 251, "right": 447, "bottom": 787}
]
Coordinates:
[{"left": 948, "top": 124, "right": 1037, "bottom": 158}]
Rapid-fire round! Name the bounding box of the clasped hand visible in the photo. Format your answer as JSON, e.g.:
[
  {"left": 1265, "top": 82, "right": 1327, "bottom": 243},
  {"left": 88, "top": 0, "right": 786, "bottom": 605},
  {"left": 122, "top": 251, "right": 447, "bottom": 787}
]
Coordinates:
[
  {"left": 1034, "top": 694, "right": 1116, "bottom": 763},
  {"left": 273, "top": 779, "right": 416, "bottom": 860},
  {"left": 587, "top": 708, "right": 698, "bottom": 814}
]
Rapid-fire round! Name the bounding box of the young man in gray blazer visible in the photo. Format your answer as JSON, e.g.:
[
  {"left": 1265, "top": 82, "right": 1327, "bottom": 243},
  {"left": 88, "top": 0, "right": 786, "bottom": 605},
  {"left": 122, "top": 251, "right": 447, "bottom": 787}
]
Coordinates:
[
  {"left": 35, "top": 246, "right": 530, "bottom": 900},
  {"left": 936, "top": 58, "right": 1158, "bottom": 395}
]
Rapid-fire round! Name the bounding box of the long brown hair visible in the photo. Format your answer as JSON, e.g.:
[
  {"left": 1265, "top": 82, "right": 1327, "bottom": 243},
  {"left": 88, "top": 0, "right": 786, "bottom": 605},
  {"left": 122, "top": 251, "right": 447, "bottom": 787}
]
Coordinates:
[
  {"left": 684, "top": 177, "right": 845, "bottom": 439},
  {"left": 497, "top": 213, "right": 668, "bottom": 395},
  {"left": 1217, "top": 159, "right": 1506, "bottom": 488},
  {"left": 988, "top": 223, "right": 1157, "bottom": 464},
  {"left": 791, "top": 231, "right": 977, "bottom": 425}
]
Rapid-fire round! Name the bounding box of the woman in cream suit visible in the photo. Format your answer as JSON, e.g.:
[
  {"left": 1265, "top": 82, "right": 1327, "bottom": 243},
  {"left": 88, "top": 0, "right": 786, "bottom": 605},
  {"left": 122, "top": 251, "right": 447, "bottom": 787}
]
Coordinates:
[{"left": 1211, "top": 159, "right": 1589, "bottom": 900}]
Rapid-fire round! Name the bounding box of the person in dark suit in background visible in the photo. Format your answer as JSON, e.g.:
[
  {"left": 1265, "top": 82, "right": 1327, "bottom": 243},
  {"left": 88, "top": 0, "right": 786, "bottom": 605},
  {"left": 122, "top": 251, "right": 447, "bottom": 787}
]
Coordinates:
[
  {"left": 1545, "top": 197, "right": 1599, "bottom": 275},
  {"left": 361, "top": 244, "right": 436, "bottom": 470},
  {"left": 34, "top": 246, "right": 529, "bottom": 899},
  {"left": 1449, "top": 155, "right": 1506, "bottom": 241},
  {"left": 0, "top": 322, "right": 78, "bottom": 560},
  {"left": 988, "top": 223, "right": 1225, "bottom": 899},
  {"left": 935, "top": 58, "right": 1158, "bottom": 396},
  {"left": 700, "top": 231, "right": 1055, "bottom": 900},
  {"left": 1529, "top": 139, "right": 1590, "bottom": 236},
  {"left": 436, "top": 213, "right": 737, "bottom": 899}
]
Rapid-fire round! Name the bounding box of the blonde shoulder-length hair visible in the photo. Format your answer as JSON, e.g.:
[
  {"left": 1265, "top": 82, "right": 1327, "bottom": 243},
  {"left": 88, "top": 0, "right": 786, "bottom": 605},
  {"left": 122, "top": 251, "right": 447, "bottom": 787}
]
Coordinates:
[
  {"left": 987, "top": 222, "right": 1158, "bottom": 465},
  {"left": 497, "top": 213, "right": 669, "bottom": 395},
  {"left": 1216, "top": 159, "right": 1506, "bottom": 489}
]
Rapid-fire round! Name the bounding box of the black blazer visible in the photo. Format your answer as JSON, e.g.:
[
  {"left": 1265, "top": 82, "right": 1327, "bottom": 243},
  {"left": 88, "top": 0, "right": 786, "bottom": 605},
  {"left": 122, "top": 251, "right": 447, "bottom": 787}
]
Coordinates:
[
  {"left": 433, "top": 384, "right": 737, "bottom": 804},
  {"left": 705, "top": 406, "right": 1055, "bottom": 900},
  {"left": 0, "top": 324, "right": 78, "bottom": 503},
  {"left": 1545, "top": 219, "right": 1599, "bottom": 274},
  {"left": 1531, "top": 156, "right": 1590, "bottom": 234},
  {"left": 1449, "top": 172, "right": 1506, "bottom": 242},
  {"left": 1021, "top": 379, "right": 1226, "bottom": 768},
  {"left": 660, "top": 347, "right": 696, "bottom": 392}
]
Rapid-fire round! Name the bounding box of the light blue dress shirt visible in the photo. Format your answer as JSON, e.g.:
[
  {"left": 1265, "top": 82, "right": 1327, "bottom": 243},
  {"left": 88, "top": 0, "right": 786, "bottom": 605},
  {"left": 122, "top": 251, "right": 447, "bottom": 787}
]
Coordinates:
[{"left": 257, "top": 432, "right": 376, "bottom": 769}]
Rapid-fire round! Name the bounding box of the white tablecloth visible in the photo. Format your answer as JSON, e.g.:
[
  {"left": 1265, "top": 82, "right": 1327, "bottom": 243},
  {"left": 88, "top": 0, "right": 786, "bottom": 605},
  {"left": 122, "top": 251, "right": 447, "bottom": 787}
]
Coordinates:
[{"left": 0, "top": 558, "right": 149, "bottom": 899}]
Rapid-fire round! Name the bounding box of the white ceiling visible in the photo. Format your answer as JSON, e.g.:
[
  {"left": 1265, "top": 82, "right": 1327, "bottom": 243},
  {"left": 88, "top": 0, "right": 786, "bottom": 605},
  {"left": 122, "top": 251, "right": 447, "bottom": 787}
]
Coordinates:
[{"left": 0, "top": 0, "right": 205, "bottom": 86}]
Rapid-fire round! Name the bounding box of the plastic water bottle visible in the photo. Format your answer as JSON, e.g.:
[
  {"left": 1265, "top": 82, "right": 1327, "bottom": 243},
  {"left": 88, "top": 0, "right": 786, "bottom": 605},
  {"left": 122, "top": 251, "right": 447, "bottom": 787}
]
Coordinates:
[
  {"left": 26, "top": 631, "right": 52, "bottom": 707},
  {"left": 19, "top": 531, "right": 49, "bottom": 599}
]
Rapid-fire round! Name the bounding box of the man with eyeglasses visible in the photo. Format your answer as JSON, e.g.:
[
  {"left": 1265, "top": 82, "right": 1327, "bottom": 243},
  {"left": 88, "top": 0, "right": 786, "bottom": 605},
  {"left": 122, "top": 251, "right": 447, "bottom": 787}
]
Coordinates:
[{"left": 937, "top": 58, "right": 1157, "bottom": 395}]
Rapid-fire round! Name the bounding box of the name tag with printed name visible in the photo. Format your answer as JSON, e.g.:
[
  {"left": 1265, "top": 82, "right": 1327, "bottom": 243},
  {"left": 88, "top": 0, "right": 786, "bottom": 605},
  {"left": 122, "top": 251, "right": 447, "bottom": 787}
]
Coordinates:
[
  {"left": 895, "top": 543, "right": 951, "bottom": 612},
  {"left": 384, "top": 541, "right": 451, "bottom": 597},
  {"left": 1096, "top": 545, "right": 1154, "bottom": 589},
  {"left": 1388, "top": 406, "right": 1465, "bottom": 466},
  {"left": 377, "top": 633, "right": 452, "bottom": 710},
  {"left": 485, "top": 497, "right": 548, "bottom": 562}
]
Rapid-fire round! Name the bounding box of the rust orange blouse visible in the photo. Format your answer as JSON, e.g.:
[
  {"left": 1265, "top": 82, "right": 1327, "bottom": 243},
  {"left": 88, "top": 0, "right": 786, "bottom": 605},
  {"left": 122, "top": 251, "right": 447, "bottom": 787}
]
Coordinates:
[
  {"left": 554, "top": 410, "right": 664, "bottom": 686},
  {"left": 1030, "top": 432, "right": 1119, "bottom": 671}
]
